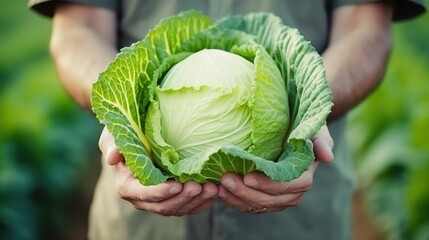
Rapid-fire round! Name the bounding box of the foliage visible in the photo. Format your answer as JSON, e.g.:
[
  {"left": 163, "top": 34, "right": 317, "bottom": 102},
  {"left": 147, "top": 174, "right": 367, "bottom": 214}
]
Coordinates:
[
  {"left": 347, "top": 6, "right": 429, "bottom": 239},
  {"left": 0, "top": 1, "right": 101, "bottom": 239}
]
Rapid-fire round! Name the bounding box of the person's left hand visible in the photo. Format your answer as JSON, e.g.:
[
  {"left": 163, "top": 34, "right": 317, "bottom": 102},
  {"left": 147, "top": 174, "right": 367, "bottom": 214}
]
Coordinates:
[{"left": 218, "top": 125, "right": 334, "bottom": 213}]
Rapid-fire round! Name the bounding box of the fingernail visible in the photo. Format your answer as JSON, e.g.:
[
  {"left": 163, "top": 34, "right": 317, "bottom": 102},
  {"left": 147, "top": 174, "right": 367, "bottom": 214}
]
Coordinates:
[
  {"left": 169, "top": 186, "right": 181, "bottom": 195},
  {"left": 221, "top": 179, "right": 235, "bottom": 190},
  {"left": 324, "top": 143, "right": 334, "bottom": 161},
  {"left": 202, "top": 192, "right": 212, "bottom": 199},
  {"left": 245, "top": 178, "right": 257, "bottom": 188},
  {"left": 218, "top": 189, "right": 226, "bottom": 198},
  {"left": 106, "top": 145, "right": 114, "bottom": 157},
  {"left": 188, "top": 190, "right": 199, "bottom": 198},
  {"left": 105, "top": 146, "right": 115, "bottom": 164}
]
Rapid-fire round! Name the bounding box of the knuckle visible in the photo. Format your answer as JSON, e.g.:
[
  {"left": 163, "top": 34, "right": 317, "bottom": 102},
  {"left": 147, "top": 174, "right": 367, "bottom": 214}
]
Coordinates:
[
  {"left": 302, "top": 184, "right": 312, "bottom": 192},
  {"left": 154, "top": 206, "right": 176, "bottom": 216},
  {"left": 116, "top": 184, "right": 128, "bottom": 199},
  {"left": 302, "top": 178, "right": 313, "bottom": 191},
  {"left": 132, "top": 203, "right": 145, "bottom": 211},
  {"left": 279, "top": 184, "right": 291, "bottom": 193},
  {"left": 288, "top": 195, "right": 303, "bottom": 206},
  {"left": 172, "top": 210, "right": 185, "bottom": 216},
  {"left": 256, "top": 199, "right": 275, "bottom": 208},
  {"left": 136, "top": 190, "right": 151, "bottom": 202},
  {"left": 160, "top": 210, "right": 176, "bottom": 216},
  {"left": 282, "top": 178, "right": 313, "bottom": 193},
  {"left": 241, "top": 206, "right": 255, "bottom": 213}
]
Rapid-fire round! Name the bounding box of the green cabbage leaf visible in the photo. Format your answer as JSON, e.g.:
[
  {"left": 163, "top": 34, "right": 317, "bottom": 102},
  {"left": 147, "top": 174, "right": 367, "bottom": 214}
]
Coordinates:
[{"left": 91, "top": 11, "right": 333, "bottom": 185}]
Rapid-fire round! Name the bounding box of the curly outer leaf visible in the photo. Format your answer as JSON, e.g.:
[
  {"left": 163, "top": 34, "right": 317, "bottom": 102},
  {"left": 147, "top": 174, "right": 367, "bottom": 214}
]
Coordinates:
[{"left": 91, "top": 11, "right": 333, "bottom": 185}]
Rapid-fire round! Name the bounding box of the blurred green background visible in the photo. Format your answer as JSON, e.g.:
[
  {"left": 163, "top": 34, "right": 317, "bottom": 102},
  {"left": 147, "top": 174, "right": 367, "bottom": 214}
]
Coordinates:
[
  {"left": 0, "top": 1, "right": 428, "bottom": 239},
  {"left": 0, "top": 1, "right": 101, "bottom": 239}
]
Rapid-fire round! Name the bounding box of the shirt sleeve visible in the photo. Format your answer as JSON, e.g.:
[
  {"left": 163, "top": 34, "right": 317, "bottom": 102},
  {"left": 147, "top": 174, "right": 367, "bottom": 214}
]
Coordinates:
[
  {"left": 331, "top": 0, "right": 426, "bottom": 21},
  {"left": 28, "top": 0, "right": 118, "bottom": 17},
  {"left": 391, "top": 0, "right": 426, "bottom": 20}
]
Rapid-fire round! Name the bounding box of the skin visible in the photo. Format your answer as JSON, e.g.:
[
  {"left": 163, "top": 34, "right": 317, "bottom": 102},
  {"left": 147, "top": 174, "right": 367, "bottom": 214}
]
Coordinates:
[
  {"left": 217, "top": 3, "right": 393, "bottom": 213},
  {"left": 50, "top": 2, "right": 392, "bottom": 215}
]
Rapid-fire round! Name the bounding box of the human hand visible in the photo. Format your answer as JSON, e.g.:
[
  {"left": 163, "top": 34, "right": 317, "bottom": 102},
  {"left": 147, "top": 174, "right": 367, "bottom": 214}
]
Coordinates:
[
  {"left": 218, "top": 125, "right": 334, "bottom": 213},
  {"left": 98, "top": 127, "right": 218, "bottom": 216}
]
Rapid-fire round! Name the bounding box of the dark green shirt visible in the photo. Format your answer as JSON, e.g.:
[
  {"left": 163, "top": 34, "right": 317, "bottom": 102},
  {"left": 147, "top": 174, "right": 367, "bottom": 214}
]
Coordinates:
[{"left": 29, "top": 1, "right": 425, "bottom": 239}]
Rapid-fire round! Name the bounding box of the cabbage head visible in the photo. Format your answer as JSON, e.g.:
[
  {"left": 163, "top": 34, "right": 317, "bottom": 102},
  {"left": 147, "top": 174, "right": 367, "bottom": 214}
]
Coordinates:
[{"left": 91, "top": 11, "right": 333, "bottom": 185}]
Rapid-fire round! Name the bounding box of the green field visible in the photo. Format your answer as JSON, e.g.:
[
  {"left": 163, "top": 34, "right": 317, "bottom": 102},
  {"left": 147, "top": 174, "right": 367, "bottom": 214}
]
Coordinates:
[
  {"left": 0, "top": 1, "right": 101, "bottom": 239},
  {"left": 1, "top": 1, "right": 428, "bottom": 239}
]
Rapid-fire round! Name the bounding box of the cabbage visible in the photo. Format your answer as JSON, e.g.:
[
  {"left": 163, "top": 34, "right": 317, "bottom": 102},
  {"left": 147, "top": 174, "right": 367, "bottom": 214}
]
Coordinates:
[
  {"left": 91, "top": 11, "right": 333, "bottom": 185},
  {"left": 157, "top": 49, "right": 255, "bottom": 159}
]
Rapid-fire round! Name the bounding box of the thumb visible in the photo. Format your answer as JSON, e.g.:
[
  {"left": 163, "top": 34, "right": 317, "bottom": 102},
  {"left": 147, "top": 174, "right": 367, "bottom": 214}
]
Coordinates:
[
  {"left": 99, "top": 127, "right": 124, "bottom": 165},
  {"left": 312, "top": 125, "right": 334, "bottom": 163}
]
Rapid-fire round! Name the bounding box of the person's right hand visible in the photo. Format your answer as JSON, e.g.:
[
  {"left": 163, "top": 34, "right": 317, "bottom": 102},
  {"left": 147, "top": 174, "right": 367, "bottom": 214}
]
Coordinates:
[{"left": 98, "top": 127, "right": 218, "bottom": 216}]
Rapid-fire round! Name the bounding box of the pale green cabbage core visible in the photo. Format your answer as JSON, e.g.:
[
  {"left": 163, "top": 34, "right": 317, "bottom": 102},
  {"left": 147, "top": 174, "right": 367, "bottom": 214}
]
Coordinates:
[{"left": 157, "top": 49, "right": 255, "bottom": 158}]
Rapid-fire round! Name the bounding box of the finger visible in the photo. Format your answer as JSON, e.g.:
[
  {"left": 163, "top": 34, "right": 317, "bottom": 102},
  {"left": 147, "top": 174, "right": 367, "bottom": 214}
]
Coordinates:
[
  {"left": 177, "top": 182, "right": 218, "bottom": 215},
  {"left": 221, "top": 173, "right": 301, "bottom": 207},
  {"left": 131, "top": 181, "right": 204, "bottom": 216},
  {"left": 99, "top": 127, "right": 123, "bottom": 165},
  {"left": 243, "top": 162, "right": 318, "bottom": 195},
  {"left": 218, "top": 185, "right": 254, "bottom": 212},
  {"left": 115, "top": 162, "right": 182, "bottom": 202},
  {"left": 312, "top": 125, "right": 334, "bottom": 163},
  {"left": 219, "top": 186, "right": 293, "bottom": 213},
  {"left": 221, "top": 164, "right": 318, "bottom": 208},
  {"left": 114, "top": 161, "right": 213, "bottom": 216}
]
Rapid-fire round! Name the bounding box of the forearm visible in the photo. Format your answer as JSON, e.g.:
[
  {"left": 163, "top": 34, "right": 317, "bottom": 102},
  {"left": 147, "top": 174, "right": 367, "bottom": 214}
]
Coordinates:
[
  {"left": 323, "top": 27, "right": 392, "bottom": 119},
  {"left": 50, "top": 4, "right": 117, "bottom": 111},
  {"left": 323, "top": 3, "right": 393, "bottom": 119}
]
